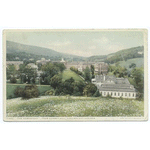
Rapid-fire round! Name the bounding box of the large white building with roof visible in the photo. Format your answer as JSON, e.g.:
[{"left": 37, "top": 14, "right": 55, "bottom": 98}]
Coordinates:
[{"left": 92, "top": 75, "right": 138, "bottom": 99}]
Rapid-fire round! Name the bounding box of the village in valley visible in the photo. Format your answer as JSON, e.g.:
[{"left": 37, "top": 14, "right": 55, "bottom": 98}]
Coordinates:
[
  {"left": 7, "top": 56, "right": 139, "bottom": 99},
  {"left": 5, "top": 31, "right": 144, "bottom": 117}
]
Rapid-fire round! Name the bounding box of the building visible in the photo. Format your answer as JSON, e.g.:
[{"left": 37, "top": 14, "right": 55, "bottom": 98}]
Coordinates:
[
  {"left": 65, "top": 61, "right": 108, "bottom": 74},
  {"left": 92, "top": 75, "right": 138, "bottom": 99},
  {"left": 36, "top": 58, "right": 50, "bottom": 65},
  {"left": 27, "top": 63, "right": 38, "bottom": 70},
  {"left": 6, "top": 61, "right": 23, "bottom": 70},
  {"left": 138, "top": 51, "right": 143, "bottom": 55},
  {"left": 37, "top": 70, "right": 43, "bottom": 77}
]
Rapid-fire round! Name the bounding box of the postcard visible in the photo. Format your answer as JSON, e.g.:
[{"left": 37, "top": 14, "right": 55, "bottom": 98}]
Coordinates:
[{"left": 3, "top": 29, "right": 148, "bottom": 121}]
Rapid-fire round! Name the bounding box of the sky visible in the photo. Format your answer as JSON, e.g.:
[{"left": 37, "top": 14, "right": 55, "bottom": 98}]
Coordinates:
[{"left": 6, "top": 30, "right": 144, "bottom": 57}]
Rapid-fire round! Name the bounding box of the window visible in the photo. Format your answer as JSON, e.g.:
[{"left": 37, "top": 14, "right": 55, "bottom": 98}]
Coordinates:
[
  {"left": 129, "top": 93, "right": 130, "bottom": 97},
  {"left": 114, "top": 93, "right": 116, "bottom": 96},
  {"left": 104, "top": 92, "right": 106, "bottom": 95},
  {"left": 111, "top": 92, "right": 112, "bottom": 96},
  {"left": 125, "top": 93, "right": 127, "bottom": 96},
  {"left": 118, "top": 93, "right": 120, "bottom": 96},
  {"left": 133, "top": 93, "right": 134, "bottom": 97},
  {"left": 122, "top": 93, "right": 123, "bottom": 96}
]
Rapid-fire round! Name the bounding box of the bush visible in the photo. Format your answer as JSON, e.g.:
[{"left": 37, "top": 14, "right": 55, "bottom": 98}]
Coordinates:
[
  {"left": 14, "top": 86, "right": 24, "bottom": 97},
  {"left": 83, "top": 83, "right": 97, "bottom": 97},
  {"left": 93, "top": 90, "right": 101, "bottom": 97},
  {"left": 45, "top": 89, "right": 55, "bottom": 96},
  {"left": 10, "top": 77, "right": 17, "bottom": 83},
  {"left": 21, "top": 85, "right": 39, "bottom": 99},
  {"left": 14, "top": 85, "right": 39, "bottom": 99}
]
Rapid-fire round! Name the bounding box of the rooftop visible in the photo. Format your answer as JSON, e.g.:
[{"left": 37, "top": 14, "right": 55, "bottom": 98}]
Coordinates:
[{"left": 94, "top": 75, "right": 137, "bottom": 92}]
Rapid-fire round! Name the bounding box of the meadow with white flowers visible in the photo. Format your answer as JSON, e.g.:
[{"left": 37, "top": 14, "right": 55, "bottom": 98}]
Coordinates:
[{"left": 6, "top": 96, "right": 144, "bottom": 117}]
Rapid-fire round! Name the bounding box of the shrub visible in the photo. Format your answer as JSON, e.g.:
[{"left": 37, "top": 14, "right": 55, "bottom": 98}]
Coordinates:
[
  {"left": 50, "top": 75, "right": 62, "bottom": 89},
  {"left": 10, "top": 77, "right": 17, "bottom": 83},
  {"left": 93, "top": 90, "right": 101, "bottom": 97},
  {"left": 22, "top": 85, "right": 39, "bottom": 99},
  {"left": 45, "top": 89, "right": 55, "bottom": 96},
  {"left": 83, "top": 83, "right": 97, "bottom": 97},
  {"left": 14, "top": 86, "right": 24, "bottom": 97}
]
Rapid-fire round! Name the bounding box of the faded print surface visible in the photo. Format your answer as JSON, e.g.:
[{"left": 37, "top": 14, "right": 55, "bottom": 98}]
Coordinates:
[{"left": 4, "top": 29, "right": 147, "bottom": 121}]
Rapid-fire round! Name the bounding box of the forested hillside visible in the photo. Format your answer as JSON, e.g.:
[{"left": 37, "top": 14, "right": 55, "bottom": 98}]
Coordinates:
[
  {"left": 105, "top": 46, "right": 144, "bottom": 64},
  {"left": 6, "top": 41, "right": 84, "bottom": 61},
  {"left": 7, "top": 52, "right": 50, "bottom": 61},
  {"left": 6, "top": 41, "right": 144, "bottom": 63}
]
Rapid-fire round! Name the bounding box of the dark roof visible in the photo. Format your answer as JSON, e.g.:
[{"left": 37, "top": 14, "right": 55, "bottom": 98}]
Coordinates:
[{"left": 95, "top": 75, "right": 137, "bottom": 92}]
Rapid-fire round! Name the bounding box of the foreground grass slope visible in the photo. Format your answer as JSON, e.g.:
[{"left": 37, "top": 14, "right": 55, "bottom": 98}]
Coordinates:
[{"left": 6, "top": 96, "right": 144, "bottom": 117}]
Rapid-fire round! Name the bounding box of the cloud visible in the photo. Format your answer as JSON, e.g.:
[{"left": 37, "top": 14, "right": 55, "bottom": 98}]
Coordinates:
[
  {"left": 67, "top": 49, "right": 93, "bottom": 57},
  {"left": 107, "top": 44, "right": 125, "bottom": 53},
  {"left": 93, "top": 37, "right": 109, "bottom": 44},
  {"left": 48, "top": 41, "right": 72, "bottom": 47},
  {"left": 88, "top": 45, "right": 96, "bottom": 50}
]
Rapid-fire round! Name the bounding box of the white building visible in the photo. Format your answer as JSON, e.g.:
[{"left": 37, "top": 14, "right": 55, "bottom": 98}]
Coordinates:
[
  {"left": 27, "top": 63, "right": 38, "bottom": 70},
  {"left": 92, "top": 75, "right": 138, "bottom": 99},
  {"left": 138, "top": 51, "right": 143, "bottom": 55},
  {"left": 36, "top": 58, "right": 50, "bottom": 65}
]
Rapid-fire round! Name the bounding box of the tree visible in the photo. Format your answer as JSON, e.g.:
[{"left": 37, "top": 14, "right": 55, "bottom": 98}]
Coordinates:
[
  {"left": 53, "top": 63, "right": 66, "bottom": 73},
  {"left": 50, "top": 75, "right": 62, "bottom": 89},
  {"left": 42, "top": 62, "right": 59, "bottom": 78},
  {"left": 24, "top": 66, "right": 37, "bottom": 84},
  {"left": 131, "top": 67, "right": 144, "bottom": 93},
  {"left": 73, "top": 81, "right": 85, "bottom": 96},
  {"left": 18, "top": 64, "right": 37, "bottom": 84},
  {"left": 62, "top": 77, "right": 75, "bottom": 95},
  {"left": 7, "top": 64, "right": 17, "bottom": 79},
  {"left": 83, "top": 83, "right": 97, "bottom": 97},
  {"left": 84, "top": 66, "right": 91, "bottom": 82},
  {"left": 91, "top": 65, "right": 95, "bottom": 78},
  {"left": 10, "top": 77, "right": 17, "bottom": 83},
  {"left": 129, "top": 63, "right": 136, "bottom": 69},
  {"left": 93, "top": 90, "right": 101, "bottom": 97}
]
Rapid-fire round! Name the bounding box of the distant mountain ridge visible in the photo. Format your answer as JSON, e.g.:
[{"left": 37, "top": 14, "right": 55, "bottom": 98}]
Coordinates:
[
  {"left": 6, "top": 41, "right": 144, "bottom": 63},
  {"left": 87, "top": 46, "right": 144, "bottom": 63},
  {"left": 6, "top": 41, "right": 84, "bottom": 61}
]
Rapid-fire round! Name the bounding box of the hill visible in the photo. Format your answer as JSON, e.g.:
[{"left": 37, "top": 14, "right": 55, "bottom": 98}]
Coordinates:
[
  {"left": 61, "top": 69, "right": 83, "bottom": 81},
  {"left": 6, "top": 41, "right": 84, "bottom": 61},
  {"left": 106, "top": 46, "right": 144, "bottom": 64},
  {"left": 86, "top": 55, "right": 107, "bottom": 62},
  {"left": 86, "top": 46, "right": 144, "bottom": 63},
  {"left": 6, "top": 41, "right": 144, "bottom": 63},
  {"left": 111, "top": 58, "right": 144, "bottom": 70}
]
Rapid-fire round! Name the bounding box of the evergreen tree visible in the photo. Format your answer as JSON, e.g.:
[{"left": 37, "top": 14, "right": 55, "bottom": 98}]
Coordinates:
[
  {"left": 91, "top": 65, "right": 95, "bottom": 78},
  {"left": 84, "top": 66, "right": 91, "bottom": 82}
]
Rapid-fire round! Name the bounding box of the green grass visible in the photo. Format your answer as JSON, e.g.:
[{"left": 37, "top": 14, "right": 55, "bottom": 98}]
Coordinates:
[
  {"left": 7, "top": 84, "right": 51, "bottom": 99},
  {"left": 61, "top": 69, "right": 83, "bottom": 81},
  {"left": 112, "top": 58, "right": 144, "bottom": 70},
  {"left": 6, "top": 96, "right": 144, "bottom": 117}
]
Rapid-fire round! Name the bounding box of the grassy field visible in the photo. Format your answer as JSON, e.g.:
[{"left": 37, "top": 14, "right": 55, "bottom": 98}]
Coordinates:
[
  {"left": 7, "top": 84, "right": 51, "bottom": 99},
  {"left": 61, "top": 69, "right": 83, "bottom": 81},
  {"left": 6, "top": 96, "right": 144, "bottom": 117},
  {"left": 112, "top": 58, "right": 144, "bottom": 70}
]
